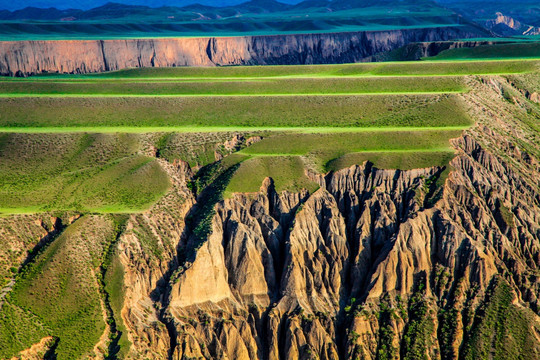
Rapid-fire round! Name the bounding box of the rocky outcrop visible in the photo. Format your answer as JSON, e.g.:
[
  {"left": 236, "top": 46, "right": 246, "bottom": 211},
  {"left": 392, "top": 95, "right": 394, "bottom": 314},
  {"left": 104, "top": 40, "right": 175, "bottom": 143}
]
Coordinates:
[
  {"left": 10, "top": 337, "right": 56, "bottom": 360},
  {"left": 161, "top": 134, "right": 540, "bottom": 359},
  {"left": 0, "top": 26, "right": 486, "bottom": 76},
  {"left": 485, "top": 12, "right": 540, "bottom": 36},
  {"left": 115, "top": 158, "right": 196, "bottom": 359}
]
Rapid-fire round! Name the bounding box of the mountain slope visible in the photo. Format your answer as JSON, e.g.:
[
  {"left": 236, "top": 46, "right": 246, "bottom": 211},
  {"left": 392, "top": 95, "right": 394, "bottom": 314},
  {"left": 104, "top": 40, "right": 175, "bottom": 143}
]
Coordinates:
[{"left": 439, "top": 0, "right": 540, "bottom": 35}]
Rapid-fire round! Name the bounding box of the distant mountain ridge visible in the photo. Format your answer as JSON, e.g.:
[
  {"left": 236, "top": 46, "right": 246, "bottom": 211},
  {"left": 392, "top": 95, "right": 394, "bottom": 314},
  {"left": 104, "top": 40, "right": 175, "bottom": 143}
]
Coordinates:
[
  {"left": 0, "top": 0, "right": 297, "bottom": 12},
  {"left": 438, "top": 0, "right": 540, "bottom": 30},
  {"left": 0, "top": 0, "right": 443, "bottom": 21},
  {"left": 0, "top": 1, "right": 252, "bottom": 12},
  {"left": 0, "top": 0, "right": 486, "bottom": 41}
]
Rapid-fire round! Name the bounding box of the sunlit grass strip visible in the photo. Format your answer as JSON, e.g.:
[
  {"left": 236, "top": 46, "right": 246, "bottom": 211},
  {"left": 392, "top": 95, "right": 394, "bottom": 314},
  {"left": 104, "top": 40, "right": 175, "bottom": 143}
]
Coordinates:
[
  {"left": 0, "top": 76, "right": 468, "bottom": 94},
  {"left": 12, "top": 58, "right": 537, "bottom": 80},
  {"left": 0, "top": 94, "right": 472, "bottom": 128},
  {"left": 0, "top": 91, "right": 465, "bottom": 97},
  {"left": 0, "top": 125, "right": 471, "bottom": 134}
]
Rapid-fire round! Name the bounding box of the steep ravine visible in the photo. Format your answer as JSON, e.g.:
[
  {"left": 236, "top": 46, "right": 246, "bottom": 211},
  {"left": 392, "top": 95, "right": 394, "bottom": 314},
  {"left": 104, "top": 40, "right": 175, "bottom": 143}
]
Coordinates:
[{"left": 0, "top": 26, "right": 485, "bottom": 76}]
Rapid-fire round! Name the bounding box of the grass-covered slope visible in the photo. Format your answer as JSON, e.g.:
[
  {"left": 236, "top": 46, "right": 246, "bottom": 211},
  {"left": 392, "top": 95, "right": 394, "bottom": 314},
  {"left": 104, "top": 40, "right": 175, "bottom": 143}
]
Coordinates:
[
  {"left": 0, "top": 94, "right": 471, "bottom": 130},
  {"left": 225, "top": 156, "right": 319, "bottom": 196},
  {"left": 0, "top": 133, "right": 170, "bottom": 213},
  {"left": 462, "top": 279, "right": 540, "bottom": 360},
  {"left": 0, "top": 76, "right": 467, "bottom": 95},
  {"left": 0, "top": 59, "right": 537, "bottom": 210},
  {"left": 25, "top": 59, "right": 538, "bottom": 79},
  {"left": 0, "top": 215, "right": 117, "bottom": 359},
  {"left": 0, "top": 55, "right": 539, "bottom": 359}
]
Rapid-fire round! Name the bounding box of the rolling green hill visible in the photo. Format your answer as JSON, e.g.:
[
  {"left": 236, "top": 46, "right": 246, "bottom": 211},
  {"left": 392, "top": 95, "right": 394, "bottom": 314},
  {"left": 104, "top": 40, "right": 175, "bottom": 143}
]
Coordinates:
[{"left": 428, "top": 42, "right": 540, "bottom": 60}]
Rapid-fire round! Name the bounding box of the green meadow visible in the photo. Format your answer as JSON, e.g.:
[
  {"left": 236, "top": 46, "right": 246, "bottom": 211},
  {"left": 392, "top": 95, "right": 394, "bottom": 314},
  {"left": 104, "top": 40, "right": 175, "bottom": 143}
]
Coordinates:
[
  {"left": 0, "top": 133, "right": 170, "bottom": 214},
  {"left": 0, "top": 215, "right": 121, "bottom": 359},
  {"left": 0, "top": 94, "right": 471, "bottom": 129},
  {"left": 0, "top": 76, "right": 467, "bottom": 95},
  {"left": 429, "top": 42, "right": 540, "bottom": 61},
  {"left": 0, "top": 58, "right": 537, "bottom": 212},
  {"left": 20, "top": 59, "right": 538, "bottom": 79}
]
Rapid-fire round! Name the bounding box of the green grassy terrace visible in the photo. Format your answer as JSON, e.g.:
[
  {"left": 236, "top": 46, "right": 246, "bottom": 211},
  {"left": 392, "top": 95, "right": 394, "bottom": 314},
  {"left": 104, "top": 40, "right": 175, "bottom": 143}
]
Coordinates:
[
  {"left": 12, "top": 59, "right": 538, "bottom": 79},
  {"left": 0, "top": 58, "right": 537, "bottom": 212},
  {"left": 0, "top": 76, "right": 467, "bottom": 95}
]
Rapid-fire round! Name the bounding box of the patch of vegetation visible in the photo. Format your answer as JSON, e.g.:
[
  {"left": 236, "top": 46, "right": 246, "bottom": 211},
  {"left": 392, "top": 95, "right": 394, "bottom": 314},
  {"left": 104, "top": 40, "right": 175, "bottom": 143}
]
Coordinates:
[
  {"left": 156, "top": 132, "right": 259, "bottom": 168},
  {"left": 0, "top": 76, "right": 467, "bottom": 95},
  {"left": 0, "top": 302, "right": 49, "bottom": 357},
  {"left": 462, "top": 278, "right": 540, "bottom": 360},
  {"left": 103, "top": 250, "right": 131, "bottom": 358},
  {"left": 401, "top": 278, "right": 435, "bottom": 360},
  {"left": 495, "top": 199, "right": 516, "bottom": 230},
  {"left": 0, "top": 215, "right": 116, "bottom": 359},
  {"left": 0, "top": 94, "right": 471, "bottom": 129},
  {"left": 504, "top": 72, "right": 540, "bottom": 98},
  {"left": 376, "top": 295, "right": 397, "bottom": 360},
  {"left": 31, "top": 59, "right": 538, "bottom": 79},
  {"left": 130, "top": 214, "right": 166, "bottom": 261},
  {"left": 429, "top": 42, "right": 540, "bottom": 61},
  {"left": 179, "top": 156, "right": 241, "bottom": 269},
  {"left": 438, "top": 307, "right": 460, "bottom": 360},
  {"left": 0, "top": 133, "right": 170, "bottom": 213},
  {"left": 326, "top": 150, "right": 455, "bottom": 172},
  {"left": 225, "top": 156, "right": 319, "bottom": 196},
  {"left": 241, "top": 130, "right": 461, "bottom": 172}
]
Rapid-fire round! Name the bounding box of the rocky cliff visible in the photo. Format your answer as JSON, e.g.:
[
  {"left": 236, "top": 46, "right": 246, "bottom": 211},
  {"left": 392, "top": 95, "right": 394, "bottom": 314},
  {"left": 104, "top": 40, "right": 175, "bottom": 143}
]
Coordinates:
[
  {"left": 0, "top": 26, "right": 485, "bottom": 76},
  {"left": 368, "top": 40, "right": 498, "bottom": 62},
  {"left": 485, "top": 12, "right": 540, "bottom": 36}
]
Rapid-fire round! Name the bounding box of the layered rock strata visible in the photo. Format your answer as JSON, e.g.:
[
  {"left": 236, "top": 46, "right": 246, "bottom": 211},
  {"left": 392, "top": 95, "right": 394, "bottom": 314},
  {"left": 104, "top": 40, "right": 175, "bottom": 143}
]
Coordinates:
[{"left": 0, "top": 26, "right": 484, "bottom": 76}]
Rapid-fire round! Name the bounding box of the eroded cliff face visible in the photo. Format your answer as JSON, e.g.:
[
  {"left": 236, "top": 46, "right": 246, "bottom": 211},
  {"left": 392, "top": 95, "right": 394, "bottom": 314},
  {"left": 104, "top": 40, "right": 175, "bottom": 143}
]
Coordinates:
[
  {"left": 485, "top": 12, "right": 540, "bottom": 36},
  {"left": 369, "top": 40, "right": 498, "bottom": 61},
  {"left": 115, "top": 75, "right": 540, "bottom": 359},
  {"left": 0, "top": 26, "right": 484, "bottom": 76}
]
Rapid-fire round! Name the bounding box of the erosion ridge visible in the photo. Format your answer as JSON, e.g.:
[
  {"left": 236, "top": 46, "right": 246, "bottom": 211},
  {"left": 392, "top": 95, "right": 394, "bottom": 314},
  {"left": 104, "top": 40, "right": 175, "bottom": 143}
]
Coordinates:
[
  {"left": 0, "top": 26, "right": 485, "bottom": 76},
  {"left": 141, "top": 74, "right": 540, "bottom": 359}
]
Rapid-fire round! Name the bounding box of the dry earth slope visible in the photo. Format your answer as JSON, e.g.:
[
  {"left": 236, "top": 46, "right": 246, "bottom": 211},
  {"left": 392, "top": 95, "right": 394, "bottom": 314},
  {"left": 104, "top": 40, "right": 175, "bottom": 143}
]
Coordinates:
[{"left": 1, "top": 72, "right": 540, "bottom": 359}]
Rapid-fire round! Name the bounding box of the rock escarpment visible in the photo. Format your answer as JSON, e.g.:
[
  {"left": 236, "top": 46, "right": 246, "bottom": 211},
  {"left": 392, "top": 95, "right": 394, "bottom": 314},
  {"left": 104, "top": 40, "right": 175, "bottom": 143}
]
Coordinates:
[
  {"left": 369, "top": 40, "right": 497, "bottom": 61},
  {"left": 0, "top": 26, "right": 484, "bottom": 76},
  {"left": 485, "top": 12, "right": 540, "bottom": 36},
  {"left": 120, "top": 75, "right": 540, "bottom": 359}
]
